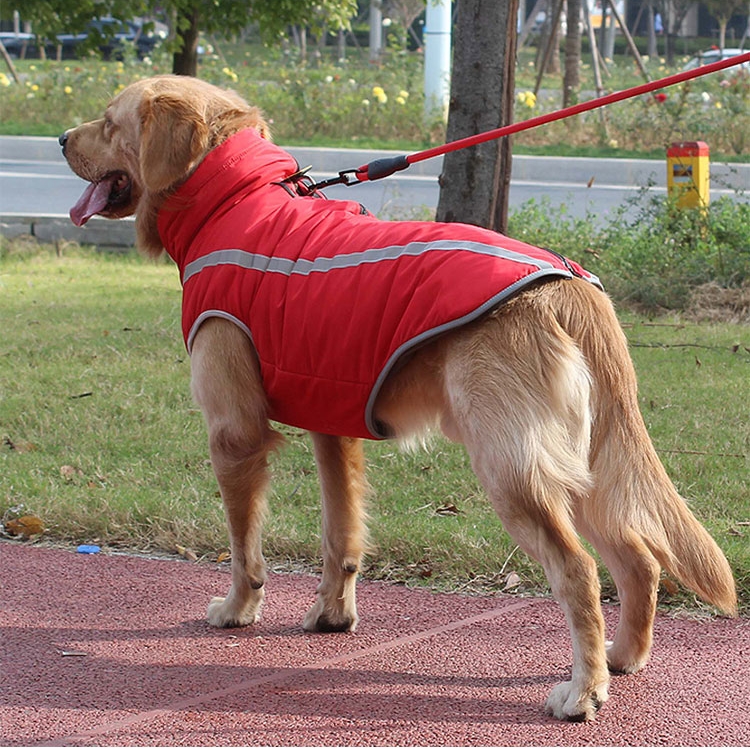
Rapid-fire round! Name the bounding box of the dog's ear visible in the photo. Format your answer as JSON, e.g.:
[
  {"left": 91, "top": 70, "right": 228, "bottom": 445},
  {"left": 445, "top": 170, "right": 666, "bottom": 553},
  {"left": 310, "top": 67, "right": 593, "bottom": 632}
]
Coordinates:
[{"left": 138, "top": 93, "right": 209, "bottom": 193}]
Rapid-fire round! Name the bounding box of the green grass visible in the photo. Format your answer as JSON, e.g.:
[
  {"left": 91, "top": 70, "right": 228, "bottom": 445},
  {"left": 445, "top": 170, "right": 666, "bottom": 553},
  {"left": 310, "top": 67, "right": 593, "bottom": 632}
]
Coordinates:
[{"left": 1, "top": 240, "right": 748, "bottom": 613}]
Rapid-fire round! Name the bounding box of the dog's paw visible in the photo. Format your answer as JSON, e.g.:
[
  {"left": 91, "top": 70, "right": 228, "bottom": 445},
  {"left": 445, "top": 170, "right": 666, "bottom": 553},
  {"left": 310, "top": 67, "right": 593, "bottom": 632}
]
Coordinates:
[
  {"left": 302, "top": 596, "right": 358, "bottom": 633},
  {"left": 545, "top": 679, "right": 608, "bottom": 722},
  {"left": 606, "top": 639, "right": 650, "bottom": 674},
  {"left": 206, "top": 594, "right": 263, "bottom": 628}
]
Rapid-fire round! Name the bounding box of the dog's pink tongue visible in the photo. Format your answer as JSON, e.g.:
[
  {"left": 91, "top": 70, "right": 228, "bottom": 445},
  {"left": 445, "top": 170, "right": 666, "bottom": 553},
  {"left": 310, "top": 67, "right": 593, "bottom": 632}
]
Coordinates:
[{"left": 70, "top": 179, "right": 113, "bottom": 227}]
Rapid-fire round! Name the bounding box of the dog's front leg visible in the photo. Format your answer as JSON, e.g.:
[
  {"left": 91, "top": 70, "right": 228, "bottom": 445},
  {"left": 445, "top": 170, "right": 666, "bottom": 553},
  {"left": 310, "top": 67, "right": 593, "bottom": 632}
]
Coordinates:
[
  {"left": 190, "top": 319, "right": 283, "bottom": 628},
  {"left": 303, "top": 433, "right": 368, "bottom": 632}
]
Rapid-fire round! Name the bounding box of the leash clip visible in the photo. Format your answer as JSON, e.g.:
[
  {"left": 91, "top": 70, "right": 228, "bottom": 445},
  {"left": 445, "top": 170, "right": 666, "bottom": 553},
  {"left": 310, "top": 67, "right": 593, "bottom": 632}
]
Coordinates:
[
  {"left": 309, "top": 168, "right": 362, "bottom": 192},
  {"left": 279, "top": 165, "right": 364, "bottom": 197},
  {"left": 278, "top": 165, "right": 328, "bottom": 198}
]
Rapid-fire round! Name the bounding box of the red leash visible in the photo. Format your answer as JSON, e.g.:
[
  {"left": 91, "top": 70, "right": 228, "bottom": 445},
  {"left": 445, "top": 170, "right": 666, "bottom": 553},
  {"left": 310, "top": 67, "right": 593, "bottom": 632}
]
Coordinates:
[{"left": 313, "top": 51, "right": 750, "bottom": 189}]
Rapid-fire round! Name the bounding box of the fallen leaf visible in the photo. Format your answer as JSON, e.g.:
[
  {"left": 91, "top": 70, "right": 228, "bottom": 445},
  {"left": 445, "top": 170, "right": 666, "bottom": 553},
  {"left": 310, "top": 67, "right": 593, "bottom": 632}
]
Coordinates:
[
  {"left": 436, "top": 503, "right": 460, "bottom": 516},
  {"left": 695, "top": 356, "right": 701, "bottom": 368},
  {"left": 176, "top": 544, "right": 198, "bottom": 562},
  {"left": 60, "top": 465, "right": 83, "bottom": 481},
  {"left": 3, "top": 437, "right": 36, "bottom": 453},
  {"left": 503, "top": 571, "right": 522, "bottom": 590},
  {"left": 5, "top": 515, "right": 45, "bottom": 538},
  {"left": 587, "top": 176, "right": 595, "bottom": 188},
  {"left": 217, "top": 551, "right": 231, "bottom": 564}
]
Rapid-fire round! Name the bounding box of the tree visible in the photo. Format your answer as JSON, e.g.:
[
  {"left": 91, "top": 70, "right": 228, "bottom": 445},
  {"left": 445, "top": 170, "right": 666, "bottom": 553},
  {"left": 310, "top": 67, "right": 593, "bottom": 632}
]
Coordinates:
[
  {"left": 19, "top": 0, "right": 358, "bottom": 76},
  {"left": 653, "top": 0, "right": 692, "bottom": 65},
  {"left": 702, "top": 0, "right": 748, "bottom": 51},
  {"left": 563, "top": 0, "right": 582, "bottom": 107},
  {"left": 384, "top": 0, "right": 427, "bottom": 50},
  {"left": 17, "top": 0, "right": 148, "bottom": 51},
  {"left": 165, "top": 0, "right": 358, "bottom": 75},
  {"left": 436, "top": 0, "right": 519, "bottom": 234}
]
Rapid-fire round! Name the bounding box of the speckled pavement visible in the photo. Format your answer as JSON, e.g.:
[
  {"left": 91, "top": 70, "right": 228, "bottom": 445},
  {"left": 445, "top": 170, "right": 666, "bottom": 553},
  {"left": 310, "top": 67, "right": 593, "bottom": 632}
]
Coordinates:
[{"left": 1, "top": 541, "right": 747, "bottom": 746}]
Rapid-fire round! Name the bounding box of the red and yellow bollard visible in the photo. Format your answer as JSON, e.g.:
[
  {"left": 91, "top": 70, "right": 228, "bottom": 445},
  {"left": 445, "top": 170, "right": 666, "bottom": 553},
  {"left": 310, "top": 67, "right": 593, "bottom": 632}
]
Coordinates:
[{"left": 667, "top": 141, "right": 710, "bottom": 210}]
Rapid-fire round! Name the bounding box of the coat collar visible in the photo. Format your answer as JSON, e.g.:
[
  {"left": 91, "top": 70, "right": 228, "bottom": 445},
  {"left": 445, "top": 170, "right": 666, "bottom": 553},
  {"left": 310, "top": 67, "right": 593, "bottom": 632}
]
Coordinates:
[{"left": 157, "top": 129, "right": 299, "bottom": 268}]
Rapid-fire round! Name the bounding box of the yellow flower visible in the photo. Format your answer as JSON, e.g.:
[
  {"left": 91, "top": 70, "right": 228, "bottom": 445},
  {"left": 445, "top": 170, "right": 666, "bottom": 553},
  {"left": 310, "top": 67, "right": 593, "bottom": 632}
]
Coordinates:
[
  {"left": 31, "top": 84, "right": 39, "bottom": 92},
  {"left": 372, "top": 85, "right": 387, "bottom": 104},
  {"left": 715, "top": 101, "right": 723, "bottom": 109},
  {"left": 517, "top": 90, "right": 536, "bottom": 108},
  {"left": 0, "top": 73, "right": 10, "bottom": 87},
  {"left": 64, "top": 85, "right": 73, "bottom": 95},
  {"left": 222, "top": 67, "right": 238, "bottom": 82},
  {"left": 396, "top": 96, "right": 406, "bottom": 105},
  {"left": 398, "top": 89, "right": 409, "bottom": 99}
]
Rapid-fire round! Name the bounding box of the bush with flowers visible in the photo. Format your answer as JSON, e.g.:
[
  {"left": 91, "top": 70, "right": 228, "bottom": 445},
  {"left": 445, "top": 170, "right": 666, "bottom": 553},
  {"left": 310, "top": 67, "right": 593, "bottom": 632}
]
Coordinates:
[
  {"left": 1, "top": 43, "right": 748, "bottom": 158},
  {"left": 511, "top": 56, "right": 749, "bottom": 157}
]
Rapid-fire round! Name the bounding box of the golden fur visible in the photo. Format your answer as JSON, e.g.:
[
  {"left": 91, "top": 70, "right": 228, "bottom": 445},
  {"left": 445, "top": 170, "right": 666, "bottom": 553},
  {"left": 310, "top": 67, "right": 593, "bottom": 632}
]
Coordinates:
[{"left": 61, "top": 75, "right": 736, "bottom": 722}]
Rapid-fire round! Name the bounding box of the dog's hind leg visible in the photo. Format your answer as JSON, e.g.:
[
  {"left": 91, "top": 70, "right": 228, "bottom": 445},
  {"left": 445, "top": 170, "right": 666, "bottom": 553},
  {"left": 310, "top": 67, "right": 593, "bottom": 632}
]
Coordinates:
[
  {"left": 445, "top": 302, "right": 609, "bottom": 721},
  {"left": 555, "top": 278, "right": 735, "bottom": 673},
  {"left": 577, "top": 525, "right": 660, "bottom": 674},
  {"left": 190, "top": 318, "right": 283, "bottom": 628},
  {"left": 303, "top": 434, "right": 368, "bottom": 633}
]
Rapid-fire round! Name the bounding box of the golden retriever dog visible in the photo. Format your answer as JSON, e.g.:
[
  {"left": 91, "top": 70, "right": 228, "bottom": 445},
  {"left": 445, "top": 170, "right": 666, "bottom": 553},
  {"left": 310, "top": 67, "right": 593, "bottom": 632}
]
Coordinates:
[{"left": 60, "top": 75, "right": 736, "bottom": 722}]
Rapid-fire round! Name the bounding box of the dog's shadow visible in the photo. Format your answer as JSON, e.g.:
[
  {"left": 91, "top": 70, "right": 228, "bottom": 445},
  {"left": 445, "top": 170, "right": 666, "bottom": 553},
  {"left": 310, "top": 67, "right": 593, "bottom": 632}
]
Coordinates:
[{"left": 3, "top": 618, "right": 563, "bottom": 728}]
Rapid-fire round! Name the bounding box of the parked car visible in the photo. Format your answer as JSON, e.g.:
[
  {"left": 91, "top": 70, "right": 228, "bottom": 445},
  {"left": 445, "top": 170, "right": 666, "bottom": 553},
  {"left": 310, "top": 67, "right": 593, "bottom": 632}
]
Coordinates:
[
  {"left": 0, "top": 31, "right": 37, "bottom": 58},
  {"left": 683, "top": 47, "right": 749, "bottom": 71},
  {"left": 51, "top": 17, "right": 166, "bottom": 60}
]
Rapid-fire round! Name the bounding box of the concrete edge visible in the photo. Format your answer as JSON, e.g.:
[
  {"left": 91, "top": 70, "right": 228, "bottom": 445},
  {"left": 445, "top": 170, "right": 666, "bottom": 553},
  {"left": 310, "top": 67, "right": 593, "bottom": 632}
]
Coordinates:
[{"left": 0, "top": 215, "right": 136, "bottom": 248}]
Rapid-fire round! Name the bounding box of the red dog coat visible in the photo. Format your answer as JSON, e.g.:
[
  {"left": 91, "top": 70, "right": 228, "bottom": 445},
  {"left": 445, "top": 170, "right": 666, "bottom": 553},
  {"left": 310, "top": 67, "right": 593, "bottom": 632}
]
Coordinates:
[{"left": 158, "top": 129, "right": 601, "bottom": 439}]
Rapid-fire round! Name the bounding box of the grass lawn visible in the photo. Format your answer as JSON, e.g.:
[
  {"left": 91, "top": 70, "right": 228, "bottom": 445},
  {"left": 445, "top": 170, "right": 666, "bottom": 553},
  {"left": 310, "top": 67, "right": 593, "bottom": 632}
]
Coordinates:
[{"left": 1, "top": 241, "right": 747, "bottom": 613}]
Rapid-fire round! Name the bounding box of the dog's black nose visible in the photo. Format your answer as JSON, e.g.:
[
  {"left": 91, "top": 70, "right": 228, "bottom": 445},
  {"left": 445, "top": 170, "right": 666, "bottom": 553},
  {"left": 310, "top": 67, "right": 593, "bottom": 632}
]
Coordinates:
[{"left": 59, "top": 131, "right": 68, "bottom": 152}]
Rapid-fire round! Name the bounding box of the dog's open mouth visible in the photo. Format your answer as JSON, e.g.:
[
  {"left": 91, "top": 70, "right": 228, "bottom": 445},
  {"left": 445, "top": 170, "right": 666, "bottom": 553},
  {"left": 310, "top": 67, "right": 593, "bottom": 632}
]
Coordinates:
[{"left": 70, "top": 171, "right": 132, "bottom": 227}]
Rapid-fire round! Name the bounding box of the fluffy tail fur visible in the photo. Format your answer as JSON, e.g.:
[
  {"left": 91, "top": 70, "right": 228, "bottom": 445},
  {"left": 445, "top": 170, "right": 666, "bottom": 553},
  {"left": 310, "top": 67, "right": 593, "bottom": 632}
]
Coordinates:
[{"left": 557, "top": 278, "right": 737, "bottom": 616}]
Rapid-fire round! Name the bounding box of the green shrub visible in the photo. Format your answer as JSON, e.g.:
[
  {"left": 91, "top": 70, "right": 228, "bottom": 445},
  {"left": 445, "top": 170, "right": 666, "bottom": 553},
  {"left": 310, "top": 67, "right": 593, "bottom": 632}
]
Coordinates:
[{"left": 509, "top": 192, "right": 750, "bottom": 312}]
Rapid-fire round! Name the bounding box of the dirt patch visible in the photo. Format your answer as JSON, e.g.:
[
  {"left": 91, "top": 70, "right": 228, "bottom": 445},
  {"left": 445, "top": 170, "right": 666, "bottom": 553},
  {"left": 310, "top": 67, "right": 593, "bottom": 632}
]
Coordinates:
[{"left": 685, "top": 282, "right": 750, "bottom": 323}]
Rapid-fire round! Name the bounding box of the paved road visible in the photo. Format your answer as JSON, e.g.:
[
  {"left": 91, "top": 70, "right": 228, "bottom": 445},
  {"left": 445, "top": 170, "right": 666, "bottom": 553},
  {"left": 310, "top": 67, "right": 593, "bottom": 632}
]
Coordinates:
[
  {"left": 2, "top": 542, "right": 748, "bottom": 746},
  {"left": 3, "top": 134, "right": 748, "bottom": 218}
]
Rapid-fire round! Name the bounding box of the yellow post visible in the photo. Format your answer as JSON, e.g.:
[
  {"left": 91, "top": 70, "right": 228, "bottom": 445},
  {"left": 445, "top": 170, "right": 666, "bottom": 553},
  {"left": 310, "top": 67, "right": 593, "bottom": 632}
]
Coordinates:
[{"left": 667, "top": 141, "right": 710, "bottom": 209}]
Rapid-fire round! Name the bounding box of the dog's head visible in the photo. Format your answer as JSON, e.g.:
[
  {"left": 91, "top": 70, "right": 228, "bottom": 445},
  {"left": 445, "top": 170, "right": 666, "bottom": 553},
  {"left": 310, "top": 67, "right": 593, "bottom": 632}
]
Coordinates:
[{"left": 60, "top": 75, "right": 269, "bottom": 255}]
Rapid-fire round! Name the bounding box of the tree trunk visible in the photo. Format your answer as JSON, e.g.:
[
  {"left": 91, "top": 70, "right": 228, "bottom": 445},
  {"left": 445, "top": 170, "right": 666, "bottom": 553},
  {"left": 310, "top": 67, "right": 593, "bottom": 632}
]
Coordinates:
[
  {"left": 647, "top": 2, "right": 658, "bottom": 58},
  {"left": 172, "top": 6, "right": 200, "bottom": 76},
  {"left": 436, "top": 0, "right": 519, "bottom": 234},
  {"left": 536, "top": 0, "right": 561, "bottom": 74},
  {"left": 563, "top": 0, "right": 582, "bottom": 106}
]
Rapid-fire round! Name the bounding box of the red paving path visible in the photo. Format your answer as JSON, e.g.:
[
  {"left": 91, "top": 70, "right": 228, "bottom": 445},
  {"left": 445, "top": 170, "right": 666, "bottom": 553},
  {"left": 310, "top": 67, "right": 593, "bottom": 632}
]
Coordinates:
[{"left": 1, "top": 541, "right": 748, "bottom": 746}]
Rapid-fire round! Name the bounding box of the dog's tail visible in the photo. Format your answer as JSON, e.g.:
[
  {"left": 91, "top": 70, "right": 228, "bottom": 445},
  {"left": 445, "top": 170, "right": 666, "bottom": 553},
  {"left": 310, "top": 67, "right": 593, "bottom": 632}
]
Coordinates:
[{"left": 556, "top": 279, "right": 737, "bottom": 615}]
